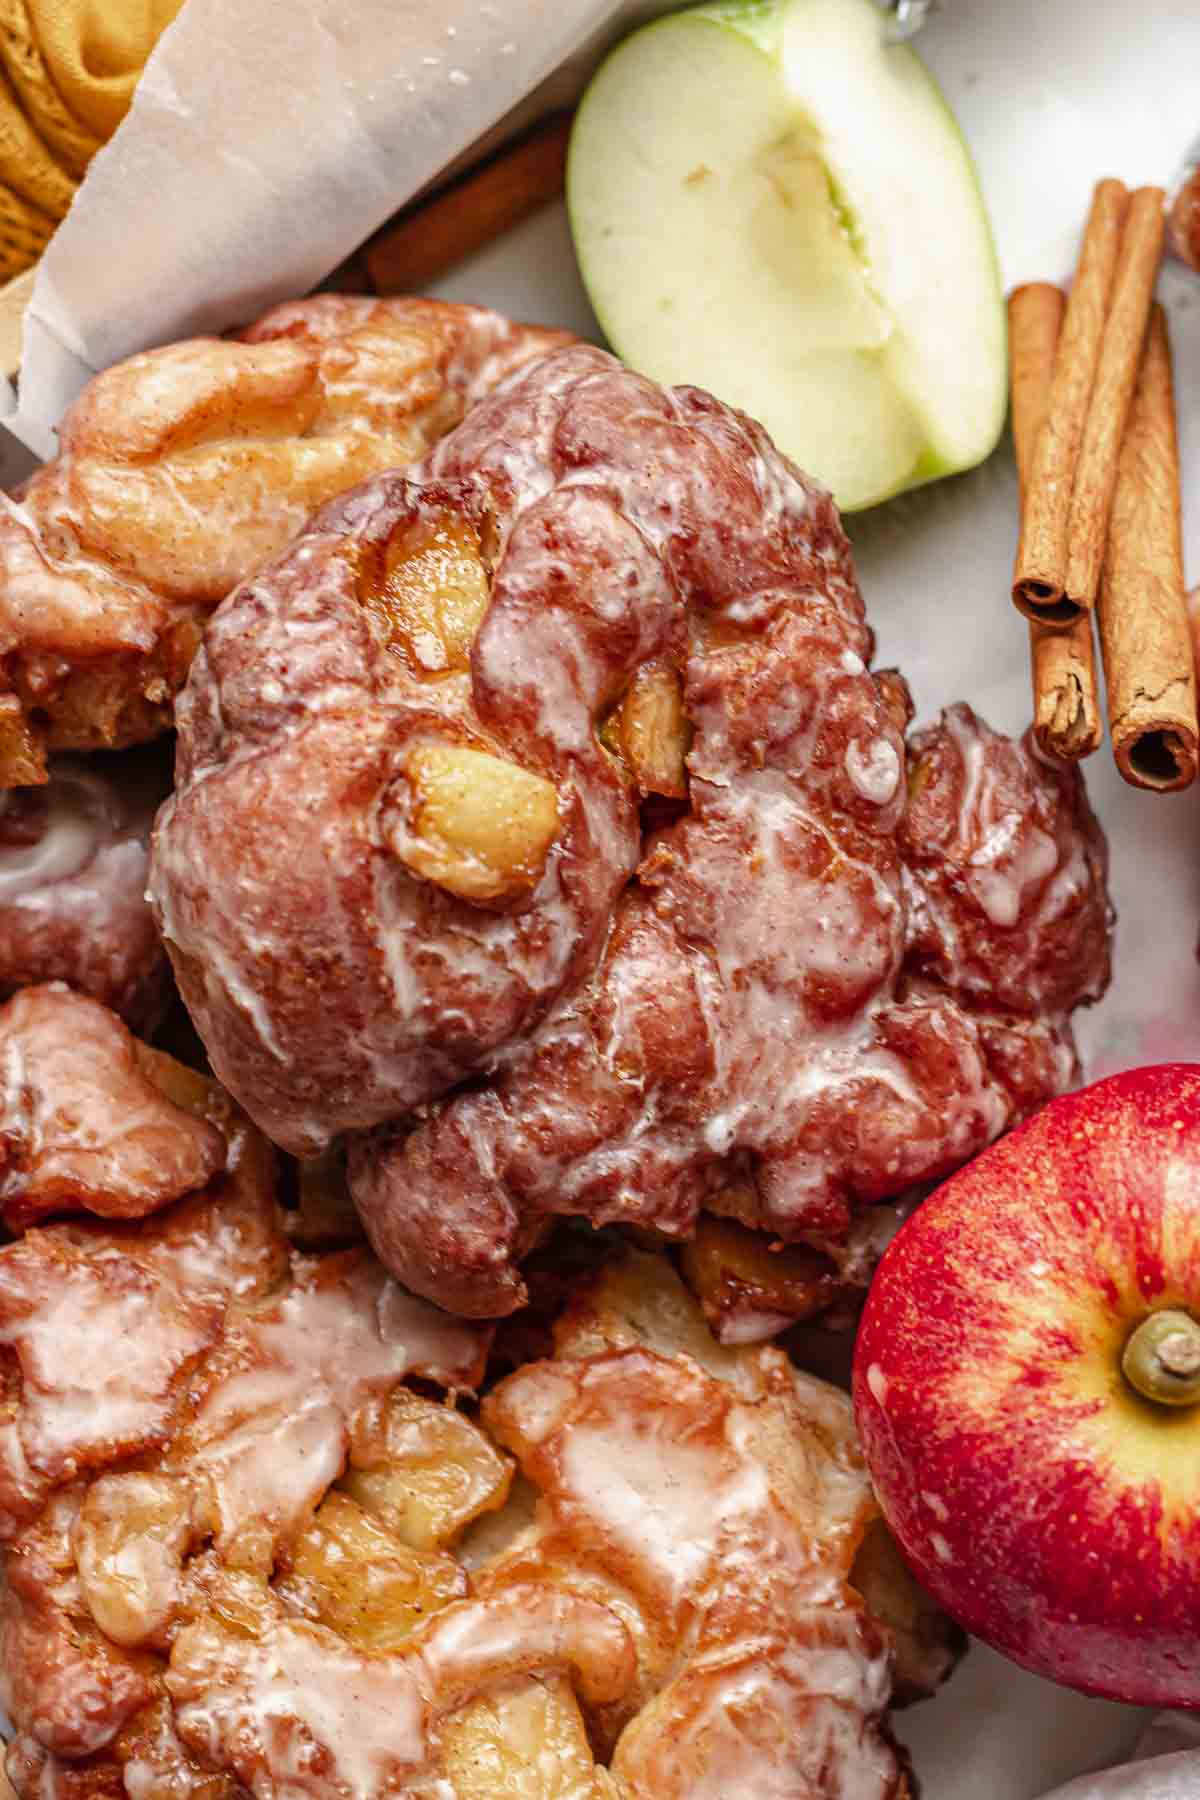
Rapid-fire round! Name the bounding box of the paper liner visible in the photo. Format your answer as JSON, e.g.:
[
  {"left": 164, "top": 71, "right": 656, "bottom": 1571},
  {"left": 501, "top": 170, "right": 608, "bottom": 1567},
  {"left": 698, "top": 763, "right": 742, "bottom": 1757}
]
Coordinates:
[{"left": 0, "top": 0, "right": 670, "bottom": 458}]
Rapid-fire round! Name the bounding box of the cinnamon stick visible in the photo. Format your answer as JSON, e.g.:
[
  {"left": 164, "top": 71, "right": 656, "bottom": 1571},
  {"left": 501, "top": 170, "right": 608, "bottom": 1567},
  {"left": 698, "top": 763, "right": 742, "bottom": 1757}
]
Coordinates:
[
  {"left": 1065, "top": 185, "right": 1166, "bottom": 613},
  {"left": 1008, "top": 283, "right": 1101, "bottom": 758},
  {"left": 365, "top": 112, "right": 572, "bottom": 296},
  {"left": 1013, "top": 179, "right": 1127, "bottom": 624},
  {"left": 1097, "top": 304, "right": 1197, "bottom": 791},
  {"left": 1168, "top": 164, "right": 1200, "bottom": 273}
]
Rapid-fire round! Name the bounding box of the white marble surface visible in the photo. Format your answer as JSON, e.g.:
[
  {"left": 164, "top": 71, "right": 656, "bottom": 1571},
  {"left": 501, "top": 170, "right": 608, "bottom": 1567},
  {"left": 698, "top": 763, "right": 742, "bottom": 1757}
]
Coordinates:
[{"left": 424, "top": 2, "right": 1200, "bottom": 1793}]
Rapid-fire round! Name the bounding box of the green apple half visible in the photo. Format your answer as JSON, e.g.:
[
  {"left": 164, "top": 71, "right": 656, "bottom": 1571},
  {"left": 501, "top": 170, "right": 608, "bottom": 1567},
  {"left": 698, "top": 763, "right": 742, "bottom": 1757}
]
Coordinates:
[{"left": 567, "top": 0, "right": 1006, "bottom": 511}]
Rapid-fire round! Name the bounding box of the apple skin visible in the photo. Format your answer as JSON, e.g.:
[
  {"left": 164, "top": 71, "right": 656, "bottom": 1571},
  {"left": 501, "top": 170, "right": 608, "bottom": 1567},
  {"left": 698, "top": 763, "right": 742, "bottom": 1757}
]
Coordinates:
[
  {"left": 853, "top": 1063, "right": 1200, "bottom": 1707},
  {"left": 567, "top": 0, "right": 1006, "bottom": 513}
]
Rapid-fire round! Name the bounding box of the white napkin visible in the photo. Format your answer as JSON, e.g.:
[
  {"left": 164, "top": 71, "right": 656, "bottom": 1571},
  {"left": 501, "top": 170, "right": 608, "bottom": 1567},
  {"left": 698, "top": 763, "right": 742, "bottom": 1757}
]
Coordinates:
[
  {"left": 1, "top": 0, "right": 668, "bottom": 459},
  {"left": 1039, "top": 1716, "right": 1200, "bottom": 1798}
]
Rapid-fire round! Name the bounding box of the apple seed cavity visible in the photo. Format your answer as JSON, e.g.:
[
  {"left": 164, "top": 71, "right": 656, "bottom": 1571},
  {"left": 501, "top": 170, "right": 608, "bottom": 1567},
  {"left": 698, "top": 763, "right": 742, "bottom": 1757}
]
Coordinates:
[{"left": 1121, "top": 1308, "right": 1200, "bottom": 1408}]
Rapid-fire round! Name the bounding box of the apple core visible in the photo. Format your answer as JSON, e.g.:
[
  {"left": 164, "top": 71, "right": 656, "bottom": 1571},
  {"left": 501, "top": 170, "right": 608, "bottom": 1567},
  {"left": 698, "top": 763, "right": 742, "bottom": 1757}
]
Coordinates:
[{"left": 1121, "top": 1307, "right": 1200, "bottom": 1408}]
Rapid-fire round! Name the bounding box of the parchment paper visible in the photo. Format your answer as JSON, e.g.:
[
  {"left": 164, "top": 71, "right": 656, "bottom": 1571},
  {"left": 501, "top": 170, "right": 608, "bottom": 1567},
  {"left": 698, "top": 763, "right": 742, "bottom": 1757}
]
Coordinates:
[{"left": 0, "top": 0, "right": 667, "bottom": 459}]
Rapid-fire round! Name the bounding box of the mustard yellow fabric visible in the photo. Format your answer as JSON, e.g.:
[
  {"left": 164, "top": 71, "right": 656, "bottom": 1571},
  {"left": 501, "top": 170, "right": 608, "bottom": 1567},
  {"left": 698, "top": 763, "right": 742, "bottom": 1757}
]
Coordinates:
[{"left": 0, "top": 0, "right": 182, "bottom": 280}]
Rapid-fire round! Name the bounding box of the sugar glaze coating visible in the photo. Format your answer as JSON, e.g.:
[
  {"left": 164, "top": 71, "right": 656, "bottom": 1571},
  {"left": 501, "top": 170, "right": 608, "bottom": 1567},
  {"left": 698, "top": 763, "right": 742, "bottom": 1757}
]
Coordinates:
[
  {"left": 0, "top": 297, "right": 571, "bottom": 785},
  {"left": 0, "top": 750, "right": 171, "bottom": 1031},
  {"left": 150, "top": 346, "right": 1112, "bottom": 1316},
  {"left": 0, "top": 1007, "right": 941, "bottom": 1799}
]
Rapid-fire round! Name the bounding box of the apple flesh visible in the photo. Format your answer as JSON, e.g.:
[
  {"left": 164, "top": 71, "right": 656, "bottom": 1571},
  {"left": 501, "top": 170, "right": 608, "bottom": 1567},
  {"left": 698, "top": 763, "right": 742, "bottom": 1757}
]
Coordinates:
[
  {"left": 567, "top": 0, "right": 1006, "bottom": 512},
  {"left": 853, "top": 1064, "right": 1200, "bottom": 1706}
]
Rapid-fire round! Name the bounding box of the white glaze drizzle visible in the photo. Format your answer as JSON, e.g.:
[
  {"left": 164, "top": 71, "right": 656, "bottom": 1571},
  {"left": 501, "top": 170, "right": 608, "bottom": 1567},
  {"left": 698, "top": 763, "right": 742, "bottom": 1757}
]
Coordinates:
[
  {"left": 168, "top": 1585, "right": 632, "bottom": 1800},
  {"left": 0, "top": 772, "right": 114, "bottom": 900},
  {"left": 150, "top": 345, "right": 1109, "bottom": 1320},
  {"left": 174, "top": 1255, "right": 482, "bottom": 1562},
  {"left": 478, "top": 1252, "right": 899, "bottom": 1800}
]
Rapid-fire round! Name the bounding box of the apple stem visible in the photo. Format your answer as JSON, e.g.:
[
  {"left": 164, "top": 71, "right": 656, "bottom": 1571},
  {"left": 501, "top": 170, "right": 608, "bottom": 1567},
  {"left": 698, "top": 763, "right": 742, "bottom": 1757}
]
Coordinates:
[{"left": 1122, "top": 1309, "right": 1200, "bottom": 1407}]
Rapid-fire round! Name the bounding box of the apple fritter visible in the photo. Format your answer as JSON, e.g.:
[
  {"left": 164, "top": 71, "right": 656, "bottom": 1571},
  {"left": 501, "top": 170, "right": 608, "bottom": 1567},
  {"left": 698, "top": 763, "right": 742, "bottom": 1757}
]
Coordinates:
[
  {"left": 850, "top": 1516, "right": 967, "bottom": 1708},
  {"left": 0, "top": 297, "right": 573, "bottom": 786},
  {"left": 0, "top": 1000, "right": 947, "bottom": 1798},
  {"left": 473, "top": 1248, "right": 918, "bottom": 1796},
  {"left": 0, "top": 748, "right": 171, "bottom": 1033},
  {"left": 149, "top": 343, "right": 1113, "bottom": 1321},
  {"left": 680, "top": 1208, "right": 849, "bottom": 1343},
  {"left": 0, "top": 1002, "right": 505, "bottom": 1797},
  {"left": 0, "top": 985, "right": 226, "bottom": 1231},
  {"left": 440, "top": 1673, "right": 618, "bottom": 1800}
]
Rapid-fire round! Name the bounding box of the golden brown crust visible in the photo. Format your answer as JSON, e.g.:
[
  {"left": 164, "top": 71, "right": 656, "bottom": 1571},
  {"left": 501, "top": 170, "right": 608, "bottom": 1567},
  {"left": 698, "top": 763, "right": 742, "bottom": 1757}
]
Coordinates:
[
  {"left": 680, "top": 1208, "right": 848, "bottom": 1343},
  {"left": 149, "top": 348, "right": 1113, "bottom": 1322},
  {"left": 0, "top": 297, "right": 573, "bottom": 785},
  {"left": 477, "top": 1251, "right": 918, "bottom": 1797},
  {"left": 850, "top": 1516, "right": 967, "bottom": 1708},
  {"left": 0, "top": 1006, "right": 943, "bottom": 1798}
]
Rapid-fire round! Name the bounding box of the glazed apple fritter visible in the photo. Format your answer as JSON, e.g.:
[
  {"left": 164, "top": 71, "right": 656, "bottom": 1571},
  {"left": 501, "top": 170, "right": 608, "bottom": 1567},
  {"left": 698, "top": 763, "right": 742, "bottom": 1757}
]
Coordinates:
[
  {"left": 149, "top": 344, "right": 1113, "bottom": 1320},
  {"left": 0, "top": 985, "right": 224, "bottom": 1231},
  {"left": 0, "top": 748, "right": 171, "bottom": 1032},
  {"left": 0, "top": 992, "right": 955, "bottom": 1799},
  {"left": 0, "top": 296, "right": 572, "bottom": 785}
]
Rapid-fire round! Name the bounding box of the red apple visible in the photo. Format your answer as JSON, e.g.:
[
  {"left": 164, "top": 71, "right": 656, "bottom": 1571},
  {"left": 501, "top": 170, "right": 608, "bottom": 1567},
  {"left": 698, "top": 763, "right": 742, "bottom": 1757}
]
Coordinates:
[{"left": 852, "top": 1063, "right": 1200, "bottom": 1706}]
